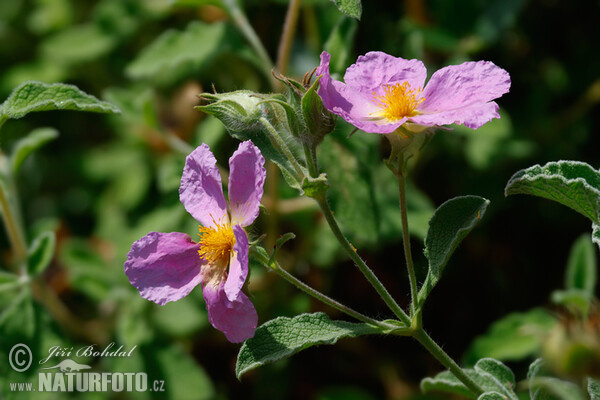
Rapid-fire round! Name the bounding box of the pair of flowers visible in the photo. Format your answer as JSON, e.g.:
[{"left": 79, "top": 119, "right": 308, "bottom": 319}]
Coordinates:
[{"left": 124, "top": 51, "right": 510, "bottom": 343}]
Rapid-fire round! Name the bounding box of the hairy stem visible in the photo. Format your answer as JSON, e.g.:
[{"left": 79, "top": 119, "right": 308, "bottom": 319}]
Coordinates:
[
  {"left": 413, "top": 329, "right": 485, "bottom": 396},
  {"left": 276, "top": 0, "right": 302, "bottom": 75},
  {"left": 0, "top": 179, "right": 27, "bottom": 268},
  {"left": 315, "top": 196, "right": 411, "bottom": 326},
  {"left": 253, "top": 249, "right": 397, "bottom": 329},
  {"left": 397, "top": 164, "right": 419, "bottom": 324}
]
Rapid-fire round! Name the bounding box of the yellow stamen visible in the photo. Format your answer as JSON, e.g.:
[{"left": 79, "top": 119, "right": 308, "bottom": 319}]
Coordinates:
[
  {"left": 372, "top": 82, "right": 425, "bottom": 121},
  {"left": 198, "top": 222, "right": 236, "bottom": 265}
]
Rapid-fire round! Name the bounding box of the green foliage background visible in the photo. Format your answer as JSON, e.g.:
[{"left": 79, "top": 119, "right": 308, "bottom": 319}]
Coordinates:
[{"left": 0, "top": 0, "right": 598, "bottom": 399}]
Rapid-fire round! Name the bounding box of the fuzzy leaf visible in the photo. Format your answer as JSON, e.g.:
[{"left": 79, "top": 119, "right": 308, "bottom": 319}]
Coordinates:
[
  {"left": 464, "top": 309, "right": 557, "bottom": 364},
  {"left": 529, "top": 377, "right": 586, "bottom": 400},
  {"left": 0, "top": 81, "right": 120, "bottom": 121},
  {"left": 27, "top": 231, "right": 56, "bottom": 277},
  {"left": 565, "top": 234, "right": 597, "bottom": 293},
  {"left": 478, "top": 392, "right": 506, "bottom": 400},
  {"left": 11, "top": 127, "right": 58, "bottom": 173},
  {"left": 527, "top": 358, "right": 544, "bottom": 400},
  {"left": 421, "top": 370, "right": 478, "bottom": 398},
  {"left": 0, "top": 272, "right": 21, "bottom": 293},
  {"left": 236, "top": 312, "right": 380, "bottom": 379},
  {"left": 421, "top": 358, "right": 517, "bottom": 400},
  {"left": 589, "top": 377, "right": 600, "bottom": 400},
  {"left": 474, "top": 358, "right": 517, "bottom": 399},
  {"left": 505, "top": 161, "right": 600, "bottom": 224},
  {"left": 418, "top": 196, "right": 489, "bottom": 307},
  {"left": 593, "top": 223, "right": 600, "bottom": 252},
  {"left": 329, "top": 0, "right": 362, "bottom": 20},
  {"left": 126, "top": 21, "right": 234, "bottom": 83}
]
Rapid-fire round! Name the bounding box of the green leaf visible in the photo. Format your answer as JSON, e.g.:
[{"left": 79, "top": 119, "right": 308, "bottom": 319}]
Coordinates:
[
  {"left": 328, "top": 0, "right": 362, "bottom": 20},
  {"left": 0, "top": 81, "right": 120, "bottom": 121},
  {"left": 0, "top": 271, "right": 21, "bottom": 293},
  {"left": 529, "top": 377, "right": 586, "bottom": 400},
  {"left": 551, "top": 289, "right": 593, "bottom": 314},
  {"left": 149, "top": 345, "right": 215, "bottom": 400},
  {"left": 11, "top": 127, "right": 58, "bottom": 174},
  {"left": 505, "top": 161, "right": 600, "bottom": 224},
  {"left": 27, "top": 231, "right": 55, "bottom": 277},
  {"left": 464, "top": 309, "right": 557, "bottom": 364},
  {"left": 421, "top": 369, "right": 478, "bottom": 398},
  {"left": 0, "top": 289, "right": 35, "bottom": 342},
  {"left": 588, "top": 377, "right": 600, "bottom": 400},
  {"left": 565, "top": 234, "right": 597, "bottom": 292},
  {"left": 593, "top": 223, "right": 600, "bottom": 252},
  {"left": 236, "top": 312, "right": 381, "bottom": 379},
  {"left": 421, "top": 358, "right": 517, "bottom": 400},
  {"left": 478, "top": 392, "right": 506, "bottom": 400},
  {"left": 126, "top": 21, "right": 236, "bottom": 84},
  {"left": 41, "top": 24, "right": 115, "bottom": 65},
  {"left": 527, "top": 358, "right": 544, "bottom": 400},
  {"left": 418, "top": 195, "right": 490, "bottom": 307},
  {"left": 323, "top": 17, "right": 358, "bottom": 74},
  {"left": 474, "top": 358, "right": 517, "bottom": 399}
]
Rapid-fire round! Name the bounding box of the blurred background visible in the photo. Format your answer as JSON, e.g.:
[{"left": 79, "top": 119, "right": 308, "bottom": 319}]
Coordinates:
[{"left": 0, "top": 0, "right": 599, "bottom": 399}]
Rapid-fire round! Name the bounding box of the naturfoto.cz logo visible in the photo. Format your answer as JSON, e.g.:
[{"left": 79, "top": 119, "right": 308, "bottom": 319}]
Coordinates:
[{"left": 7, "top": 343, "right": 165, "bottom": 394}]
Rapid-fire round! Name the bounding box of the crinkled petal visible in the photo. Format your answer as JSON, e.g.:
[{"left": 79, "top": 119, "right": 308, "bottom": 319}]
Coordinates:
[
  {"left": 228, "top": 141, "right": 266, "bottom": 227},
  {"left": 124, "top": 232, "right": 203, "bottom": 305},
  {"left": 419, "top": 61, "right": 510, "bottom": 118},
  {"left": 410, "top": 101, "right": 501, "bottom": 129},
  {"left": 224, "top": 225, "right": 249, "bottom": 302},
  {"left": 316, "top": 51, "right": 405, "bottom": 134},
  {"left": 344, "top": 51, "right": 427, "bottom": 95},
  {"left": 179, "top": 143, "right": 228, "bottom": 228},
  {"left": 202, "top": 282, "right": 258, "bottom": 343}
]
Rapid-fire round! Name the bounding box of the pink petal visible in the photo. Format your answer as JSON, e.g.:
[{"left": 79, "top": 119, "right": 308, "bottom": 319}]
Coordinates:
[
  {"left": 343, "top": 51, "right": 427, "bottom": 95},
  {"left": 316, "top": 51, "right": 404, "bottom": 134},
  {"left": 224, "top": 225, "right": 249, "bottom": 302},
  {"left": 418, "top": 61, "right": 510, "bottom": 125},
  {"left": 228, "top": 141, "right": 266, "bottom": 227},
  {"left": 179, "top": 144, "right": 228, "bottom": 228},
  {"left": 202, "top": 282, "right": 258, "bottom": 343},
  {"left": 124, "top": 232, "right": 203, "bottom": 305},
  {"left": 410, "top": 101, "right": 501, "bottom": 129}
]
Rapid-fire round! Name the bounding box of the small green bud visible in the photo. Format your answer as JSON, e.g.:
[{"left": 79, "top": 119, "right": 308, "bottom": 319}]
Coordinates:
[
  {"left": 197, "top": 90, "right": 270, "bottom": 134},
  {"left": 385, "top": 126, "right": 435, "bottom": 176},
  {"left": 301, "top": 76, "right": 335, "bottom": 147}
]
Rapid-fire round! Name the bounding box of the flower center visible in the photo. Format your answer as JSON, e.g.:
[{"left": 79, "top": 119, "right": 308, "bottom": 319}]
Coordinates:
[
  {"left": 198, "top": 222, "right": 236, "bottom": 265},
  {"left": 372, "top": 82, "right": 424, "bottom": 121}
]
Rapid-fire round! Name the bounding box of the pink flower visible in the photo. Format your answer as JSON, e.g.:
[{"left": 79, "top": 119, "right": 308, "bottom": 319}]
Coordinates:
[
  {"left": 316, "top": 51, "right": 511, "bottom": 134},
  {"left": 124, "top": 141, "right": 266, "bottom": 343}
]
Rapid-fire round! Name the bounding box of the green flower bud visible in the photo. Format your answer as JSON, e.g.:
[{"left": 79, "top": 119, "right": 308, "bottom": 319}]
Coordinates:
[
  {"left": 197, "top": 90, "right": 270, "bottom": 134},
  {"left": 300, "top": 76, "right": 335, "bottom": 147}
]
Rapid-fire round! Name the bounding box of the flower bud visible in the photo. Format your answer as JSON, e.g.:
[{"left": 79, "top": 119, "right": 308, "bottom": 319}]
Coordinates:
[{"left": 197, "top": 90, "right": 269, "bottom": 134}]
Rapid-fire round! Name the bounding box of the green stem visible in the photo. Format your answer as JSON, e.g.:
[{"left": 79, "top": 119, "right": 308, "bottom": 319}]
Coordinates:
[
  {"left": 413, "top": 329, "right": 485, "bottom": 396},
  {"left": 259, "top": 117, "right": 305, "bottom": 180},
  {"left": 276, "top": 0, "right": 302, "bottom": 75},
  {"left": 253, "top": 249, "right": 397, "bottom": 330},
  {"left": 302, "top": 142, "right": 319, "bottom": 178},
  {"left": 315, "top": 196, "right": 411, "bottom": 326},
  {"left": 0, "top": 179, "right": 28, "bottom": 268},
  {"left": 396, "top": 163, "right": 419, "bottom": 324},
  {"left": 221, "top": 0, "right": 274, "bottom": 85}
]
